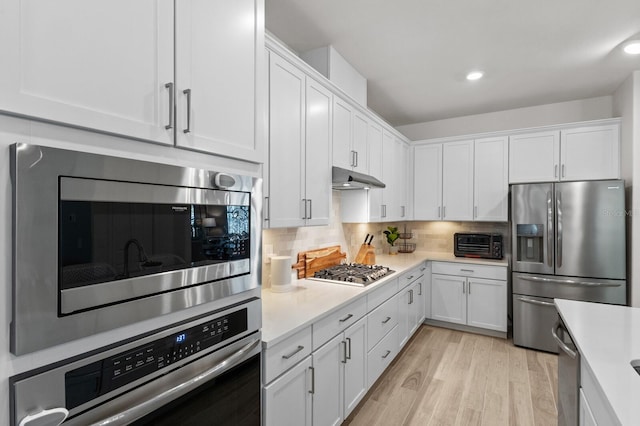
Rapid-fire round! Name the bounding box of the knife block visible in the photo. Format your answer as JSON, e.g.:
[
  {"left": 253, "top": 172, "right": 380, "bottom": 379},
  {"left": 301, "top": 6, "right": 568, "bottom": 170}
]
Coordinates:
[{"left": 354, "top": 244, "right": 376, "bottom": 265}]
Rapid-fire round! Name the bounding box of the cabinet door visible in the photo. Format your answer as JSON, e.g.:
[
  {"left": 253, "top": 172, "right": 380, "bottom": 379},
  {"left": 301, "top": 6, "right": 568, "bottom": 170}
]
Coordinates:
[
  {"left": 397, "top": 139, "right": 410, "bottom": 220},
  {"left": 474, "top": 136, "right": 508, "bottom": 222},
  {"left": 509, "top": 131, "right": 560, "bottom": 183},
  {"left": 175, "top": 0, "right": 263, "bottom": 161},
  {"left": 579, "top": 388, "right": 598, "bottom": 426},
  {"left": 368, "top": 123, "right": 384, "bottom": 222},
  {"left": 332, "top": 97, "right": 353, "bottom": 170},
  {"left": 312, "top": 334, "right": 343, "bottom": 426},
  {"left": 431, "top": 274, "right": 466, "bottom": 325},
  {"left": 0, "top": 0, "right": 174, "bottom": 145},
  {"left": 343, "top": 317, "right": 368, "bottom": 419},
  {"left": 397, "top": 290, "right": 411, "bottom": 348},
  {"left": 442, "top": 140, "right": 474, "bottom": 220},
  {"left": 413, "top": 144, "right": 442, "bottom": 220},
  {"left": 467, "top": 278, "right": 507, "bottom": 332},
  {"left": 352, "top": 112, "right": 369, "bottom": 174},
  {"left": 264, "top": 356, "right": 312, "bottom": 426},
  {"left": 411, "top": 279, "right": 425, "bottom": 334},
  {"left": 267, "top": 54, "right": 305, "bottom": 228},
  {"left": 561, "top": 125, "right": 620, "bottom": 181},
  {"left": 421, "top": 264, "right": 432, "bottom": 320},
  {"left": 381, "top": 130, "right": 398, "bottom": 221},
  {"left": 304, "top": 78, "right": 332, "bottom": 226}
]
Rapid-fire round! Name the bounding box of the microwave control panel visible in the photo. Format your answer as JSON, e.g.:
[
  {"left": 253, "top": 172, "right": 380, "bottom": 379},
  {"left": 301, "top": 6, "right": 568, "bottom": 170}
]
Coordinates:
[{"left": 64, "top": 308, "right": 248, "bottom": 410}]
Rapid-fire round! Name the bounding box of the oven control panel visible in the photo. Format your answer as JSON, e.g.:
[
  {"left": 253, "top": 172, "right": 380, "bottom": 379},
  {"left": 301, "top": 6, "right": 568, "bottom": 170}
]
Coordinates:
[{"left": 65, "top": 308, "right": 248, "bottom": 410}]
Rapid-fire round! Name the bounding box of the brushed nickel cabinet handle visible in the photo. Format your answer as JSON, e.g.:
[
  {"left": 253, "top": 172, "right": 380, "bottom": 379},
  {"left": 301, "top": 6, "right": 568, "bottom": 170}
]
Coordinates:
[
  {"left": 342, "top": 340, "right": 348, "bottom": 364},
  {"left": 308, "top": 366, "right": 315, "bottom": 394},
  {"left": 183, "top": 88, "right": 192, "bottom": 134},
  {"left": 346, "top": 337, "right": 352, "bottom": 360},
  {"left": 382, "top": 350, "right": 391, "bottom": 359},
  {"left": 264, "top": 196, "right": 270, "bottom": 222},
  {"left": 282, "top": 345, "right": 304, "bottom": 360},
  {"left": 382, "top": 316, "right": 391, "bottom": 324},
  {"left": 164, "top": 82, "right": 174, "bottom": 130}
]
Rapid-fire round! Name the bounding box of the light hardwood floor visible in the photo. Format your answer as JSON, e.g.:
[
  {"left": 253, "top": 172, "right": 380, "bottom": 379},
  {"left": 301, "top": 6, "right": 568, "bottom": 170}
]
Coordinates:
[{"left": 344, "top": 325, "right": 558, "bottom": 426}]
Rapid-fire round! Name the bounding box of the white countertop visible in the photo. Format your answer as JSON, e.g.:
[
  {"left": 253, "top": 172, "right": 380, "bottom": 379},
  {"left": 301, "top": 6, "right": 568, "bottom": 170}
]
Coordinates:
[
  {"left": 262, "top": 251, "right": 507, "bottom": 347},
  {"left": 555, "top": 299, "right": 640, "bottom": 425}
]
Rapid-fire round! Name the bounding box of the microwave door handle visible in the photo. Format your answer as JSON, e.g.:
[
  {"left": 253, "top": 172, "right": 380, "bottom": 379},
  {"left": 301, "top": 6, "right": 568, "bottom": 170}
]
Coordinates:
[
  {"left": 547, "top": 190, "right": 553, "bottom": 267},
  {"left": 91, "top": 338, "right": 260, "bottom": 426}
]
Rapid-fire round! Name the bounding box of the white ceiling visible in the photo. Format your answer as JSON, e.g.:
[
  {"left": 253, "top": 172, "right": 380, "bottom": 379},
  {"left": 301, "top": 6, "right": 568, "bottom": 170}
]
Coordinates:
[{"left": 265, "top": 0, "right": 640, "bottom": 127}]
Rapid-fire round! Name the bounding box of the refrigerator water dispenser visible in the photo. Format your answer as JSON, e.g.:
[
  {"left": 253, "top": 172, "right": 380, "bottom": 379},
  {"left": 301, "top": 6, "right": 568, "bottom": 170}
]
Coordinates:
[{"left": 516, "top": 224, "right": 544, "bottom": 263}]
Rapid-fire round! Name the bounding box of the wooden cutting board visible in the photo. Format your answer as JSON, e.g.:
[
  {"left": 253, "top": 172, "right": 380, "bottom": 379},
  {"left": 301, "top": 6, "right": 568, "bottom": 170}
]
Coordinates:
[{"left": 291, "top": 245, "right": 347, "bottom": 279}]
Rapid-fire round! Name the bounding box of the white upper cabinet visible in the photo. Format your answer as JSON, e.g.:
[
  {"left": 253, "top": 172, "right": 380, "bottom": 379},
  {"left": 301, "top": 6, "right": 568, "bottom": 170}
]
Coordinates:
[
  {"left": 267, "top": 54, "right": 305, "bottom": 228},
  {"left": 0, "top": 0, "right": 264, "bottom": 162},
  {"left": 175, "top": 0, "right": 264, "bottom": 162},
  {"left": 474, "top": 136, "right": 508, "bottom": 221},
  {"left": 413, "top": 144, "right": 443, "bottom": 221},
  {"left": 560, "top": 124, "right": 620, "bottom": 181},
  {"left": 509, "top": 122, "right": 619, "bottom": 183},
  {"left": 332, "top": 96, "right": 369, "bottom": 173},
  {"left": 0, "top": 0, "right": 174, "bottom": 145},
  {"left": 367, "top": 122, "right": 384, "bottom": 223},
  {"left": 332, "top": 97, "right": 353, "bottom": 171},
  {"left": 266, "top": 52, "right": 331, "bottom": 228},
  {"left": 303, "top": 78, "right": 332, "bottom": 226},
  {"left": 442, "top": 140, "right": 474, "bottom": 221}
]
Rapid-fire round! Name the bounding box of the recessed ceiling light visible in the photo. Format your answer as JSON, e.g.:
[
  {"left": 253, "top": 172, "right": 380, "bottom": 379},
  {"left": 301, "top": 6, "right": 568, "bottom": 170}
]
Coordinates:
[
  {"left": 623, "top": 40, "right": 640, "bottom": 55},
  {"left": 466, "top": 71, "right": 484, "bottom": 81}
]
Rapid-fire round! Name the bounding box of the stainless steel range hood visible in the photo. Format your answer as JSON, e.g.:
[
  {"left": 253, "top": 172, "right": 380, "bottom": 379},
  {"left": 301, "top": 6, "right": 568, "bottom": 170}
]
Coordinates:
[{"left": 332, "top": 166, "right": 385, "bottom": 190}]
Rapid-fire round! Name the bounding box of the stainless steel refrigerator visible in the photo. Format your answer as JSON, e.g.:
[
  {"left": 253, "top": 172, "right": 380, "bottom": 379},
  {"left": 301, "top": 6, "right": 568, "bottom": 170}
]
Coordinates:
[{"left": 511, "top": 180, "right": 626, "bottom": 353}]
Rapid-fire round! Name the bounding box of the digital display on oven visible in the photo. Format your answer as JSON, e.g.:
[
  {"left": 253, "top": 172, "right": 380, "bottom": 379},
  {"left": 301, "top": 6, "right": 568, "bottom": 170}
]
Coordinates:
[{"left": 176, "top": 333, "right": 187, "bottom": 343}]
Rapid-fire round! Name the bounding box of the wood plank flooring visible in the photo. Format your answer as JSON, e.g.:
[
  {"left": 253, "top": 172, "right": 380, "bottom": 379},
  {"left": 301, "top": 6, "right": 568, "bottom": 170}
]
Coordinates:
[{"left": 344, "top": 325, "right": 558, "bottom": 426}]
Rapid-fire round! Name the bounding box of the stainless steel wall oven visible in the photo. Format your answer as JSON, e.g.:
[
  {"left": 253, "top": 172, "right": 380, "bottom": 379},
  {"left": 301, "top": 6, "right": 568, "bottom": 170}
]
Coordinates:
[
  {"left": 11, "top": 143, "right": 262, "bottom": 355},
  {"left": 11, "top": 298, "right": 261, "bottom": 426}
]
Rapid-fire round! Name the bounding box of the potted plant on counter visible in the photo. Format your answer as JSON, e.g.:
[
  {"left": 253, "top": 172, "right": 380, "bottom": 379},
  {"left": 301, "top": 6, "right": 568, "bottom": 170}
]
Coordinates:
[{"left": 383, "top": 226, "right": 400, "bottom": 255}]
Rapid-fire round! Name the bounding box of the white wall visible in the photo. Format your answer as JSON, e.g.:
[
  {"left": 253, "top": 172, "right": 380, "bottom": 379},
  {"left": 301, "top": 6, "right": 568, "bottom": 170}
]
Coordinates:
[
  {"left": 396, "top": 96, "right": 614, "bottom": 140},
  {"left": 613, "top": 71, "right": 640, "bottom": 307},
  {"left": 0, "top": 114, "right": 261, "bottom": 426}
]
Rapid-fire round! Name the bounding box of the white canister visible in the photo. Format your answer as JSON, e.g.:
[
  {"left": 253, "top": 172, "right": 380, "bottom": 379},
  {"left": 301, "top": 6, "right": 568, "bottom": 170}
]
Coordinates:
[{"left": 270, "top": 256, "right": 293, "bottom": 292}]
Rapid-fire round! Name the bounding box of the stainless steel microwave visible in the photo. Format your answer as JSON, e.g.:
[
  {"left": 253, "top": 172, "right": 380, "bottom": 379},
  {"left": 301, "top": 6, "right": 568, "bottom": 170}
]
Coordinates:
[{"left": 11, "top": 143, "right": 262, "bottom": 355}]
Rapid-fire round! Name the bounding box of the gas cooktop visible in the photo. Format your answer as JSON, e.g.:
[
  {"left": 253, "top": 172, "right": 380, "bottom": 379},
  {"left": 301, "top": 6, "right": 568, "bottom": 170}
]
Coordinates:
[{"left": 310, "top": 263, "right": 395, "bottom": 287}]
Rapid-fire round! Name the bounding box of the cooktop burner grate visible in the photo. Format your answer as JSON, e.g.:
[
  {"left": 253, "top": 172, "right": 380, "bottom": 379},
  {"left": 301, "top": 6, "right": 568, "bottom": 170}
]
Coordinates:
[{"left": 312, "top": 263, "right": 395, "bottom": 286}]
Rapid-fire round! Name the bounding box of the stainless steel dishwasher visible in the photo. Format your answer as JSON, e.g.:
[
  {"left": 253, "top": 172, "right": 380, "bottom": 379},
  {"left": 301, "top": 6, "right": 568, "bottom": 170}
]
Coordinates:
[{"left": 553, "top": 317, "right": 580, "bottom": 426}]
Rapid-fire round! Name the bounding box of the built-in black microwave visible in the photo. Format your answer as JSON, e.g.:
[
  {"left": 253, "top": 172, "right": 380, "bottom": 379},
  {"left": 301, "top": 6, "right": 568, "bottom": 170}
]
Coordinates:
[{"left": 454, "top": 233, "right": 503, "bottom": 259}]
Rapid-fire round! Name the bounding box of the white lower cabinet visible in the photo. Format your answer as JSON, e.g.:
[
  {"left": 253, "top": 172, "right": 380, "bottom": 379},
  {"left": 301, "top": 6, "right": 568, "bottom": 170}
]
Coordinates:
[
  {"left": 311, "top": 316, "right": 367, "bottom": 425},
  {"left": 264, "top": 355, "right": 313, "bottom": 426},
  {"left": 367, "top": 325, "right": 399, "bottom": 387},
  {"left": 398, "top": 277, "right": 425, "bottom": 348},
  {"left": 579, "top": 388, "right": 597, "bottom": 426},
  {"left": 422, "top": 263, "right": 432, "bottom": 320},
  {"left": 430, "top": 262, "right": 507, "bottom": 333}
]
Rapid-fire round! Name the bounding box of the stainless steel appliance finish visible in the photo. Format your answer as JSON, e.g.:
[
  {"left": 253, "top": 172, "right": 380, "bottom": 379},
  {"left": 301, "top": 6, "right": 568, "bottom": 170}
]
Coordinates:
[
  {"left": 331, "top": 166, "right": 386, "bottom": 189},
  {"left": 11, "top": 143, "right": 262, "bottom": 355},
  {"left": 453, "top": 233, "right": 503, "bottom": 259},
  {"left": 11, "top": 298, "right": 261, "bottom": 426},
  {"left": 553, "top": 317, "right": 580, "bottom": 426},
  {"left": 311, "top": 263, "right": 395, "bottom": 286},
  {"left": 511, "top": 180, "right": 626, "bottom": 353}
]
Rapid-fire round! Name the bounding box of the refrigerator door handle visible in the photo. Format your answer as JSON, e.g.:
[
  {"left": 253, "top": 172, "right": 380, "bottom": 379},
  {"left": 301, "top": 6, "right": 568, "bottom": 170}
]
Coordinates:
[
  {"left": 515, "top": 295, "right": 556, "bottom": 307},
  {"left": 519, "top": 275, "right": 622, "bottom": 287},
  {"left": 552, "top": 320, "right": 577, "bottom": 359},
  {"left": 546, "top": 190, "right": 553, "bottom": 267},
  {"left": 557, "top": 191, "right": 563, "bottom": 268}
]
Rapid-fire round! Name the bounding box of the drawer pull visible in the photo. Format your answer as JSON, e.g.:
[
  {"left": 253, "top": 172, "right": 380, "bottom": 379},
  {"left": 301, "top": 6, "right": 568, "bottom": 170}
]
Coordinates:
[
  {"left": 282, "top": 345, "right": 304, "bottom": 360},
  {"left": 406, "top": 275, "right": 414, "bottom": 280},
  {"left": 382, "top": 350, "right": 391, "bottom": 359},
  {"left": 339, "top": 314, "right": 354, "bottom": 323},
  {"left": 309, "top": 366, "right": 315, "bottom": 394},
  {"left": 460, "top": 269, "right": 474, "bottom": 273},
  {"left": 382, "top": 316, "right": 392, "bottom": 324}
]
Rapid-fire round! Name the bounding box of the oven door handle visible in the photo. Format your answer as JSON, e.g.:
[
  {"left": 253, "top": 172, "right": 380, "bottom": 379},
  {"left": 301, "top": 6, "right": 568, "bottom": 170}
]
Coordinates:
[{"left": 91, "top": 338, "right": 261, "bottom": 426}]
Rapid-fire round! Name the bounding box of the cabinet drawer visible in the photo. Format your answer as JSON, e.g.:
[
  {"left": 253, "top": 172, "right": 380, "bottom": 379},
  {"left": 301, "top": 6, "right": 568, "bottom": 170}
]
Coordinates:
[
  {"left": 264, "top": 326, "right": 312, "bottom": 384},
  {"left": 432, "top": 261, "right": 506, "bottom": 280},
  {"left": 367, "top": 325, "right": 398, "bottom": 388},
  {"left": 397, "top": 264, "right": 424, "bottom": 290},
  {"left": 367, "top": 294, "right": 398, "bottom": 351},
  {"left": 366, "top": 277, "right": 398, "bottom": 311},
  {"left": 313, "top": 297, "right": 367, "bottom": 350}
]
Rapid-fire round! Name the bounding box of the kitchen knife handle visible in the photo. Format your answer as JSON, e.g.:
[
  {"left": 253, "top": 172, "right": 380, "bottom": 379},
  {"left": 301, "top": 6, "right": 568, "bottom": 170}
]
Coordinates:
[
  {"left": 164, "top": 82, "right": 174, "bottom": 130},
  {"left": 557, "top": 191, "right": 563, "bottom": 268},
  {"left": 183, "top": 89, "right": 192, "bottom": 134}
]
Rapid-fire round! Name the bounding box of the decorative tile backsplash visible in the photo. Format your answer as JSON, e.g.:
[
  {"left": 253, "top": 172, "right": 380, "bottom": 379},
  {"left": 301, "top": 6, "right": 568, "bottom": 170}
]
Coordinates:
[{"left": 262, "top": 191, "right": 509, "bottom": 287}]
